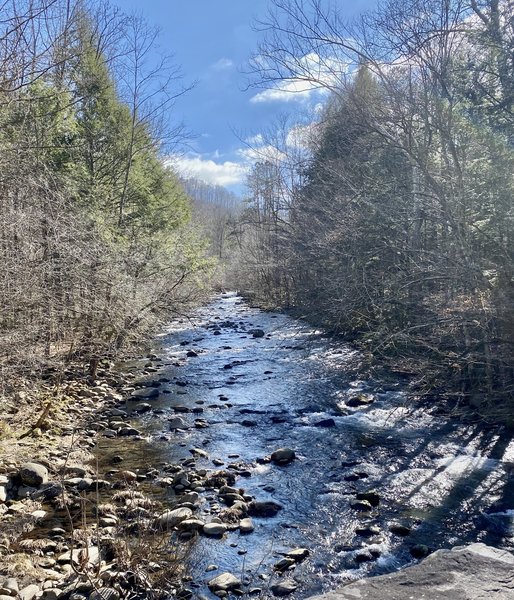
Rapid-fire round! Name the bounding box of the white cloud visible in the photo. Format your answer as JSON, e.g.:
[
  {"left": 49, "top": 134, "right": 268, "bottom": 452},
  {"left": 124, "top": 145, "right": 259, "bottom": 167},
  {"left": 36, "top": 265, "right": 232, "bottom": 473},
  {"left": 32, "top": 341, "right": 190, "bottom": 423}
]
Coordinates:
[
  {"left": 250, "top": 79, "right": 322, "bottom": 103},
  {"left": 245, "top": 133, "right": 264, "bottom": 145},
  {"left": 250, "top": 52, "right": 348, "bottom": 104},
  {"left": 212, "top": 58, "right": 234, "bottom": 70},
  {"left": 171, "top": 154, "right": 247, "bottom": 187},
  {"left": 237, "top": 145, "right": 287, "bottom": 163}
]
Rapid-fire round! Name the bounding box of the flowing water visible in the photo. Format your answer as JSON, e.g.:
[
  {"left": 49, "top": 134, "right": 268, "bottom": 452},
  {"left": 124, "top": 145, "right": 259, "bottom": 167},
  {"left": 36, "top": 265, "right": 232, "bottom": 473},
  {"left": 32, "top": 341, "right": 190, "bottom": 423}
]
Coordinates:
[{"left": 95, "top": 293, "right": 514, "bottom": 598}]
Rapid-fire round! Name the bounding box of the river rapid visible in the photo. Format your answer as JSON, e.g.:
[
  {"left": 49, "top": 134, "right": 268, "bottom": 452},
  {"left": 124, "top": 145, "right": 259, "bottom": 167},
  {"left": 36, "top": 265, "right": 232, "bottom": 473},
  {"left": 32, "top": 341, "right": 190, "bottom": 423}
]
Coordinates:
[{"left": 95, "top": 293, "right": 514, "bottom": 599}]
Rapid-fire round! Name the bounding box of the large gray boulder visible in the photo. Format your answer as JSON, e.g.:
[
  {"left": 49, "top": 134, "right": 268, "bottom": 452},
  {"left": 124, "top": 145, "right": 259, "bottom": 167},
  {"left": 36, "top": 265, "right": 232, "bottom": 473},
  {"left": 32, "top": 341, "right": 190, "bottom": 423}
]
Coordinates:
[
  {"left": 307, "top": 544, "right": 514, "bottom": 600},
  {"left": 19, "top": 463, "right": 48, "bottom": 487}
]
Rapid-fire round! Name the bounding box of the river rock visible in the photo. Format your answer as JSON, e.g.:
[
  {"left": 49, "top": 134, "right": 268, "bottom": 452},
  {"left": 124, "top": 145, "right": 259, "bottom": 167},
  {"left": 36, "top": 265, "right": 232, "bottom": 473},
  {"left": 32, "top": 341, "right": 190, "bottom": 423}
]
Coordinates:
[
  {"left": 179, "top": 491, "right": 200, "bottom": 504},
  {"left": 248, "top": 500, "right": 282, "bottom": 517},
  {"left": 271, "top": 580, "right": 298, "bottom": 596},
  {"left": 314, "top": 418, "right": 336, "bottom": 428},
  {"left": 287, "top": 548, "right": 310, "bottom": 561},
  {"left": 40, "top": 590, "right": 62, "bottom": 600},
  {"left": 41, "top": 480, "right": 65, "bottom": 498},
  {"left": 156, "top": 507, "right": 193, "bottom": 528},
  {"left": 344, "top": 472, "right": 368, "bottom": 481},
  {"left": 130, "top": 388, "right": 159, "bottom": 400},
  {"left": 19, "top": 585, "right": 40, "bottom": 600},
  {"left": 355, "top": 524, "right": 380, "bottom": 537},
  {"left": 169, "top": 417, "right": 187, "bottom": 429},
  {"left": 274, "top": 557, "right": 295, "bottom": 571},
  {"left": 203, "top": 522, "right": 227, "bottom": 536},
  {"left": 178, "top": 519, "right": 205, "bottom": 533},
  {"left": 356, "top": 490, "right": 380, "bottom": 507},
  {"left": 250, "top": 329, "right": 265, "bottom": 338},
  {"left": 389, "top": 523, "right": 411, "bottom": 536},
  {"left": 117, "top": 426, "right": 141, "bottom": 437},
  {"left": 19, "top": 463, "right": 48, "bottom": 486},
  {"left": 208, "top": 572, "right": 242, "bottom": 592},
  {"left": 410, "top": 544, "right": 430, "bottom": 558},
  {"left": 355, "top": 550, "right": 376, "bottom": 563},
  {"left": 239, "top": 517, "right": 254, "bottom": 533},
  {"left": 347, "top": 393, "right": 375, "bottom": 407},
  {"left": 190, "top": 447, "right": 208, "bottom": 458},
  {"left": 306, "top": 543, "right": 514, "bottom": 599},
  {"left": 349, "top": 499, "right": 373, "bottom": 512},
  {"left": 270, "top": 448, "right": 295, "bottom": 465}
]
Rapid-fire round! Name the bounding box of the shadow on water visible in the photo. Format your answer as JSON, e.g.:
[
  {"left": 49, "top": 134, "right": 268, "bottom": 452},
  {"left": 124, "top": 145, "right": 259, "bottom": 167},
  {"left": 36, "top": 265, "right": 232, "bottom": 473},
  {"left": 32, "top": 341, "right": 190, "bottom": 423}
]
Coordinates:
[{"left": 94, "top": 293, "right": 514, "bottom": 598}]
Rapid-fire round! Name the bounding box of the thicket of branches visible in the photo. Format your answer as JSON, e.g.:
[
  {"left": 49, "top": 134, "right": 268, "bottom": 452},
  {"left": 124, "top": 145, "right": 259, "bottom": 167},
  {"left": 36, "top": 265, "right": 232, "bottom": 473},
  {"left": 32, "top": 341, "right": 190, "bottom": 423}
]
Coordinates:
[
  {"left": 0, "top": 0, "right": 211, "bottom": 390},
  {"left": 236, "top": 0, "right": 514, "bottom": 419}
]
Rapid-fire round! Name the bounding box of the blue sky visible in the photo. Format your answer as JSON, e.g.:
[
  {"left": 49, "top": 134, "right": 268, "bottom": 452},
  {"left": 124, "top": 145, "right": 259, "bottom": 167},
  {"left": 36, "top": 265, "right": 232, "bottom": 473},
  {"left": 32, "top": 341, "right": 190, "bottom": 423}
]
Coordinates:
[{"left": 112, "top": 0, "right": 377, "bottom": 193}]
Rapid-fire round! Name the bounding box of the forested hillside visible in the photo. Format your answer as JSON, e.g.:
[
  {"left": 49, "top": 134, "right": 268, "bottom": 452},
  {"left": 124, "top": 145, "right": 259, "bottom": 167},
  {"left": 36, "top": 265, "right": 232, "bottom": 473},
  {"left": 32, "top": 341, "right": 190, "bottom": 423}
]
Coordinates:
[
  {"left": 236, "top": 0, "right": 514, "bottom": 420},
  {"left": 0, "top": 0, "right": 210, "bottom": 390}
]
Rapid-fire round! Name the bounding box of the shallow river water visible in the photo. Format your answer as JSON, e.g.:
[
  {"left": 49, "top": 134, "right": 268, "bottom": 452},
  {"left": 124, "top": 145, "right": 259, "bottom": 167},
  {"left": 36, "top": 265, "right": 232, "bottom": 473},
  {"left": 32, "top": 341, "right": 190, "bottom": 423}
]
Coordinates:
[{"left": 95, "top": 293, "right": 514, "bottom": 598}]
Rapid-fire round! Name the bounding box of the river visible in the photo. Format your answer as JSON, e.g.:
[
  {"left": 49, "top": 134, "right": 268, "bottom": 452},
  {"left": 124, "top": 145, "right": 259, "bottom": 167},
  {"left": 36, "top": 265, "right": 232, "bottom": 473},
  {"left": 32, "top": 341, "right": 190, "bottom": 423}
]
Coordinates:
[{"left": 95, "top": 292, "right": 514, "bottom": 598}]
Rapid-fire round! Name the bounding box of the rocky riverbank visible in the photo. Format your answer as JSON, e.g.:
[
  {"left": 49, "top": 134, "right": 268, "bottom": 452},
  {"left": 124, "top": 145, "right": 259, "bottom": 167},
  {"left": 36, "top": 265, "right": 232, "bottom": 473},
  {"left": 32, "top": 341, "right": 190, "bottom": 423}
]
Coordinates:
[
  {"left": 0, "top": 358, "right": 181, "bottom": 600},
  {"left": 0, "top": 355, "right": 313, "bottom": 600}
]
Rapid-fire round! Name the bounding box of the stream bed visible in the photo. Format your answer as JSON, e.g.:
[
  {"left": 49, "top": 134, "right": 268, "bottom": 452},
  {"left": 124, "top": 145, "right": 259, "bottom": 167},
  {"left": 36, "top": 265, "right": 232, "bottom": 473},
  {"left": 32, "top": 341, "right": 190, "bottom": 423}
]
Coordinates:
[{"left": 95, "top": 293, "right": 514, "bottom": 598}]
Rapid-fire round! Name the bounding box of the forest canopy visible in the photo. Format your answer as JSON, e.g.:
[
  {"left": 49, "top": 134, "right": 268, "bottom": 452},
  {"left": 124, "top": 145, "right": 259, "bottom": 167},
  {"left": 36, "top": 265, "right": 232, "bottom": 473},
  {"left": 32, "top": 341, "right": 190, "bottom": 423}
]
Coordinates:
[{"left": 0, "top": 0, "right": 212, "bottom": 385}]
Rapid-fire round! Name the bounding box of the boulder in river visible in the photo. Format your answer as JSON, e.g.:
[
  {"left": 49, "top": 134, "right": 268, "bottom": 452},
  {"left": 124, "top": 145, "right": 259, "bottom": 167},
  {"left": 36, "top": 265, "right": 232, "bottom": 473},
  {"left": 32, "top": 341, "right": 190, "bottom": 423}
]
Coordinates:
[
  {"left": 286, "top": 548, "right": 310, "bottom": 561},
  {"left": 248, "top": 500, "right": 283, "bottom": 517},
  {"left": 169, "top": 417, "right": 187, "bottom": 429},
  {"left": 274, "top": 557, "right": 295, "bottom": 571},
  {"left": 203, "top": 522, "right": 227, "bottom": 537},
  {"left": 271, "top": 580, "right": 298, "bottom": 596},
  {"left": 349, "top": 499, "right": 373, "bottom": 512},
  {"left": 270, "top": 448, "right": 296, "bottom": 465},
  {"left": 410, "top": 544, "right": 430, "bottom": 558},
  {"left": 239, "top": 517, "right": 255, "bottom": 533},
  {"left": 356, "top": 490, "right": 380, "bottom": 507},
  {"left": 346, "top": 393, "right": 375, "bottom": 407},
  {"left": 249, "top": 329, "right": 265, "bottom": 338},
  {"left": 389, "top": 523, "right": 411, "bottom": 536},
  {"left": 314, "top": 418, "right": 336, "bottom": 428},
  {"left": 208, "top": 573, "right": 242, "bottom": 592},
  {"left": 130, "top": 387, "right": 159, "bottom": 400}
]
